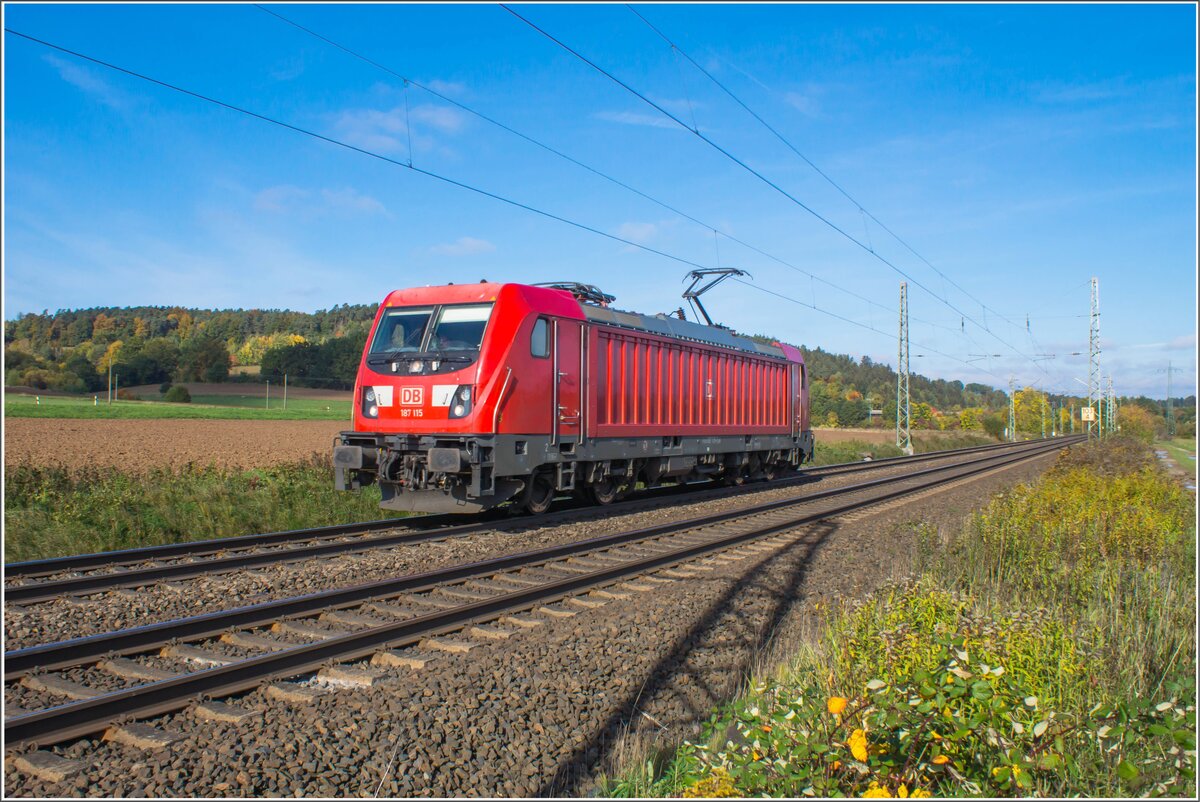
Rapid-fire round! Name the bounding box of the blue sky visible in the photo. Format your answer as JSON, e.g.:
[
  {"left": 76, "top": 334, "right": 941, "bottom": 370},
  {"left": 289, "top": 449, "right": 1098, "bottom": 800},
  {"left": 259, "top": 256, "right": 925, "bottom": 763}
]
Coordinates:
[{"left": 4, "top": 2, "right": 1196, "bottom": 398}]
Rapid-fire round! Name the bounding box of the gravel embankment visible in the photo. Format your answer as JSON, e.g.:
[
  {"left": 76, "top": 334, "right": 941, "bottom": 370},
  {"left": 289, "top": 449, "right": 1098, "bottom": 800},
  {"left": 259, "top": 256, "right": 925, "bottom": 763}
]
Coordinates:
[
  {"left": 4, "top": 451, "right": 1059, "bottom": 798},
  {"left": 5, "top": 451, "right": 1004, "bottom": 650}
]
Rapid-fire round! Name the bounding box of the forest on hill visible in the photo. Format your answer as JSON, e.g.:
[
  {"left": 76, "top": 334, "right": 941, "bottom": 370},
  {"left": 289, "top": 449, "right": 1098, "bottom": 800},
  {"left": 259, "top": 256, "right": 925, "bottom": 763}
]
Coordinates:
[{"left": 5, "top": 304, "right": 1191, "bottom": 435}]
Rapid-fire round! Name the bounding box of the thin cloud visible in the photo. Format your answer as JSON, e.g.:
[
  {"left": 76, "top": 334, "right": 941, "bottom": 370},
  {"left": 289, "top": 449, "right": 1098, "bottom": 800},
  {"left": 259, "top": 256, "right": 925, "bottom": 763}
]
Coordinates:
[
  {"left": 1033, "top": 78, "right": 1130, "bottom": 104},
  {"left": 425, "top": 79, "right": 467, "bottom": 96},
  {"left": 44, "top": 54, "right": 130, "bottom": 109},
  {"left": 616, "top": 222, "right": 659, "bottom": 244},
  {"left": 593, "top": 110, "right": 679, "bottom": 130},
  {"left": 332, "top": 107, "right": 410, "bottom": 154},
  {"left": 332, "top": 103, "right": 467, "bottom": 156},
  {"left": 784, "top": 92, "right": 819, "bottom": 117},
  {"left": 254, "top": 185, "right": 387, "bottom": 217},
  {"left": 270, "top": 55, "right": 305, "bottom": 82},
  {"left": 410, "top": 104, "right": 467, "bottom": 134},
  {"left": 429, "top": 237, "right": 496, "bottom": 256}
]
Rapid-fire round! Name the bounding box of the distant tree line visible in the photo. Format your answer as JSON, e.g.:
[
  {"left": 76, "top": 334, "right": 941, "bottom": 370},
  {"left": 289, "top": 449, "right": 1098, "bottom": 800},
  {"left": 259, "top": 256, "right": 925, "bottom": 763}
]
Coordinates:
[
  {"left": 4, "top": 304, "right": 375, "bottom": 393},
  {"left": 10, "top": 305, "right": 1181, "bottom": 437}
]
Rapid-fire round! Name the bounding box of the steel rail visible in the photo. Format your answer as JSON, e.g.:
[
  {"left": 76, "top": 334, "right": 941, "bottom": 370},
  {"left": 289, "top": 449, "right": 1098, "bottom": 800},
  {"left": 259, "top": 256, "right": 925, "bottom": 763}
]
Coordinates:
[
  {"left": 3, "top": 436, "right": 1020, "bottom": 579},
  {"left": 3, "top": 436, "right": 1077, "bottom": 748},
  {"left": 2, "top": 437, "right": 1045, "bottom": 600},
  {"left": 4, "top": 437, "right": 1077, "bottom": 679}
]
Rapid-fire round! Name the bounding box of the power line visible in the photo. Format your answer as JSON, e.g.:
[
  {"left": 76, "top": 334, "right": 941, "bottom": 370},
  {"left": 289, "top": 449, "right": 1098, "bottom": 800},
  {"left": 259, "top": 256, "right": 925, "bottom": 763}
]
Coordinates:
[
  {"left": 6, "top": 25, "right": 1034, "bottom": 394},
  {"left": 626, "top": 4, "right": 1032, "bottom": 338},
  {"left": 4, "top": 27, "right": 713, "bottom": 274},
  {"left": 254, "top": 4, "right": 962, "bottom": 338},
  {"left": 733, "top": 279, "right": 1008, "bottom": 384},
  {"left": 503, "top": 4, "right": 1047, "bottom": 375},
  {"left": 4, "top": 24, "right": 982, "bottom": 380}
]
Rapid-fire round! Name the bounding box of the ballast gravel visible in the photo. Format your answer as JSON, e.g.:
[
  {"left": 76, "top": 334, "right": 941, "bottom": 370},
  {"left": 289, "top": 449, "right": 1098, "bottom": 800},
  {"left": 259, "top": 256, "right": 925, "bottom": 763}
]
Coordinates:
[
  {"left": 4, "top": 450, "right": 1060, "bottom": 798},
  {"left": 4, "top": 453, "right": 984, "bottom": 651}
]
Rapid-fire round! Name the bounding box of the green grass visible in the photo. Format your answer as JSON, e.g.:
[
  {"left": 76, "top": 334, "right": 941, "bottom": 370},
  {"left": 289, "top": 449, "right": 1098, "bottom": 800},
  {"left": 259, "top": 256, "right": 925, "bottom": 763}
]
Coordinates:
[
  {"left": 602, "top": 437, "right": 1196, "bottom": 798},
  {"left": 811, "top": 433, "right": 994, "bottom": 467},
  {"left": 4, "top": 393, "right": 351, "bottom": 420},
  {"left": 3, "top": 458, "right": 394, "bottom": 562},
  {"left": 1157, "top": 437, "right": 1197, "bottom": 479}
]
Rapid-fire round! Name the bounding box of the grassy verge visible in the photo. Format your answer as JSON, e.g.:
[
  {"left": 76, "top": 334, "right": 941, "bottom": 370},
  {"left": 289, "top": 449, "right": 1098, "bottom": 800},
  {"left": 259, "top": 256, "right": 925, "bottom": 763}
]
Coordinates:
[
  {"left": 4, "top": 394, "right": 350, "bottom": 420},
  {"left": 602, "top": 438, "right": 1196, "bottom": 798},
  {"left": 3, "top": 457, "right": 393, "bottom": 562},
  {"left": 812, "top": 433, "right": 994, "bottom": 466},
  {"left": 1158, "top": 437, "right": 1197, "bottom": 480}
]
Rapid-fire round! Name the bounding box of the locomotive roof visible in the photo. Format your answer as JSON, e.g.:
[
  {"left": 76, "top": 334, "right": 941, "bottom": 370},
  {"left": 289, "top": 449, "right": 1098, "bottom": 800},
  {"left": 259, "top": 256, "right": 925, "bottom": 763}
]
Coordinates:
[
  {"left": 380, "top": 283, "right": 798, "bottom": 361},
  {"left": 580, "top": 305, "right": 790, "bottom": 361}
]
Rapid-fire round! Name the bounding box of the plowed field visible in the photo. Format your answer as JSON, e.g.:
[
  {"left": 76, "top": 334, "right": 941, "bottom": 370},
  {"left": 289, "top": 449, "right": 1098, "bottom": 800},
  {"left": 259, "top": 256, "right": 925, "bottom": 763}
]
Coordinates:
[
  {"left": 3, "top": 420, "right": 980, "bottom": 472},
  {"left": 4, "top": 419, "right": 346, "bottom": 471}
]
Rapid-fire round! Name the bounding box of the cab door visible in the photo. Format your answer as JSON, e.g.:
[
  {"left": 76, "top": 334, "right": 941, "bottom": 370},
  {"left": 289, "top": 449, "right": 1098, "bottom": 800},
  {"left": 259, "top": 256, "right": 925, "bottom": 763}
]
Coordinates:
[{"left": 553, "top": 319, "right": 583, "bottom": 444}]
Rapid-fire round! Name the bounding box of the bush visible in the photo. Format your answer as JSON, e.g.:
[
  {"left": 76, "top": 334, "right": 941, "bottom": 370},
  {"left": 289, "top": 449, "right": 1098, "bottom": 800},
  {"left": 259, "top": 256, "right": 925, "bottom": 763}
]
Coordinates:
[
  {"left": 164, "top": 385, "right": 191, "bottom": 403},
  {"left": 159, "top": 381, "right": 173, "bottom": 395}
]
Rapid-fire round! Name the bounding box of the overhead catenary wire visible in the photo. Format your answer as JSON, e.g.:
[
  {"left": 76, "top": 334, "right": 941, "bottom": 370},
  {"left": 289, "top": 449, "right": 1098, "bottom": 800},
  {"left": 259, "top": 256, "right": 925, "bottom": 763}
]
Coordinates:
[
  {"left": 253, "top": 4, "right": 961, "bottom": 337},
  {"left": 4, "top": 25, "right": 985, "bottom": 372},
  {"left": 733, "top": 279, "right": 1008, "bottom": 384},
  {"left": 503, "top": 4, "right": 1047, "bottom": 376},
  {"left": 625, "top": 3, "right": 1034, "bottom": 337},
  {"left": 3, "top": 27, "right": 712, "bottom": 274}
]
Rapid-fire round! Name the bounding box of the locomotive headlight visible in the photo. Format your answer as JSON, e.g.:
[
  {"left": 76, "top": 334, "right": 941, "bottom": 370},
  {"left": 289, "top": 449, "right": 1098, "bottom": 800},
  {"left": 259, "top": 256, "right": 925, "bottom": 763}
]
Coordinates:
[
  {"left": 408, "top": 361, "right": 424, "bottom": 374},
  {"left": 448, "top": 385, "right": 474, "bottom": 418},
  {"left": 362, "top": 386, "right": 380, "bottom": 419}
]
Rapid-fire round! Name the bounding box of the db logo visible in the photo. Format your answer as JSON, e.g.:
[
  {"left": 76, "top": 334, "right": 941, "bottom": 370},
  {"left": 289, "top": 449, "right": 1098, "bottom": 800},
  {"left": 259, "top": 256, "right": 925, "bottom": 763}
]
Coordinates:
[{"left": 399, "top": 387, "right": 424, "bottom": 406}]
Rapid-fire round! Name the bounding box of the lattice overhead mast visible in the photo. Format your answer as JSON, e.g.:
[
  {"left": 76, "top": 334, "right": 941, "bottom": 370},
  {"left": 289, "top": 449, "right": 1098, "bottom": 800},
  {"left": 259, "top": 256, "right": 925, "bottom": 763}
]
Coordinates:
[
  {"left": 1088, "top": 277, "right": 1101, "bottom": 439},
  {"left": 896, "top": 282, "right": 912, "bottom": 454}
]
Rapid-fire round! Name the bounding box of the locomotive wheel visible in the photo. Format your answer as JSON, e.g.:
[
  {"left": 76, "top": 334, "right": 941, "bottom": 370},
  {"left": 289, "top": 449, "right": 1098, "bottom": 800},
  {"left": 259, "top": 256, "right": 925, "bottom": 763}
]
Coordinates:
[
  {"left": 723, "top": 469, "right": 746, "bottom": 487},
  {"left": 764, "top": 464, "right": 780, "bottom": 481},
  {"left": 586, "top": 478, "right": 619, "bottom": 506},
  {"left": 522, "top": 475, "right": 556, "bottom": 515}
]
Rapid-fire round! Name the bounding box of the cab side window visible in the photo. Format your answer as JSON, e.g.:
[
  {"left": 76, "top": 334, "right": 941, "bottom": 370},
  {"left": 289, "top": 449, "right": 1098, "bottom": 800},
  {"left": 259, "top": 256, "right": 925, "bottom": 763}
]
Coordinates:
[{"left": 531, "top": 318, "right": 550, "bottom": 358}]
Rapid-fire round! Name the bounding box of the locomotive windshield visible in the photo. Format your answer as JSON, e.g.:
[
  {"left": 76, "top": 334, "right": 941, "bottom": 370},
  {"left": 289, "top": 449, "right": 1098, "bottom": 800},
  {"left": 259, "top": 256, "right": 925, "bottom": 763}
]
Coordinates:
[
  {"left": 428, "top": 304, "right": 492, "bottom": 352},
  {"left": 367, "top": 303, "right": 494, "bottom": 366},
  {"left": 369, "top": 307, "right": 434, "bottom": 355}
]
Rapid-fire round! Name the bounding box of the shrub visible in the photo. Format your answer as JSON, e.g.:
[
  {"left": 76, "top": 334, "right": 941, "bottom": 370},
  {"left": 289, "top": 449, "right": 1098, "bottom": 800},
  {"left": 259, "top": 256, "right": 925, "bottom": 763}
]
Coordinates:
[
  {"left": 159, "top": 381, "right": 173, "bottom": 395},
  {"left": 164, "top": 385, "right": 191, "bottom": 403}
]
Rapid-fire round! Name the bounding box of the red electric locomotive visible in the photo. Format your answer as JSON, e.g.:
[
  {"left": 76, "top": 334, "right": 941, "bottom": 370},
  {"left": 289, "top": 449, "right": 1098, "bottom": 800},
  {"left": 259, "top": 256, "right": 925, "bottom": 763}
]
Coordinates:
[{"left": 333, "top": 281, "right": 814, "bottom": 513}]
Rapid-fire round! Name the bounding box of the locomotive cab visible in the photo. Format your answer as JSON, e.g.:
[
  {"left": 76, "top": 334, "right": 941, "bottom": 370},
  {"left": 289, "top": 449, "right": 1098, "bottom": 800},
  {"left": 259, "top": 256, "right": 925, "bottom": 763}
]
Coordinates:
[{"left": 334, "top": 282, "right": 587, "bottom": 513}]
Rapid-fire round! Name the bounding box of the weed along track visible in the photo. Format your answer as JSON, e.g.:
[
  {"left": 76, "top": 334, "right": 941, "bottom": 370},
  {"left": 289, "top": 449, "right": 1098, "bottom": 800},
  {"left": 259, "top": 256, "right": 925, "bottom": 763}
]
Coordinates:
[
  {"left": 3, "top": 436, "right": 1078, "bottom": 792},
  {"left": 2, "top": 438, "right": 1023, "bottom": 610}
]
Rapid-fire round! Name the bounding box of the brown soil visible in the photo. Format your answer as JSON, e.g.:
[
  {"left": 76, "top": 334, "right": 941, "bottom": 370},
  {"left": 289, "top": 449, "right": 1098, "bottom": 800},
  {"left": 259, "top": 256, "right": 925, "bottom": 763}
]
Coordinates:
[
  {"left": 813, "top": 426, "right": 980, "bottom": 445},
  {"left": 3, "top": 419, "right": 345, "bottom": 472}
]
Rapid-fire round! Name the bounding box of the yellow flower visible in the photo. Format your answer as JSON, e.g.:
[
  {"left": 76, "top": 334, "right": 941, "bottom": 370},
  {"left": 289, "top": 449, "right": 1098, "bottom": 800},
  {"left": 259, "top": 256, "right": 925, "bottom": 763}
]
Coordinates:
[
  {"left": 910, "top": 791, "right": 931, "bottom": 798},
  {"left": 932, "top": 754, "right": 950, "bottom": 765},
  {"left": 761, "top": 724, "right": 773, "bottom": 733},
  {"left": 930, "top": 730, "right": 942, "bottom": 740},
  {"left": 862, "top": 781, "right": 892, "bottom": 798},
  {"left": 832, "top": 760, "right": 842, "bottom": 770},
  {"left": 849, "top": 728, "right": 870, "bottom": 762},
  {"left": 898, "top": 784, "right": 909, "bottom": 798},
  {"left": 827, "top": 696, "right": 849, "bottom": 715},
  {"left": 751, "top": 749, "right": 762, "bottom": 761}
]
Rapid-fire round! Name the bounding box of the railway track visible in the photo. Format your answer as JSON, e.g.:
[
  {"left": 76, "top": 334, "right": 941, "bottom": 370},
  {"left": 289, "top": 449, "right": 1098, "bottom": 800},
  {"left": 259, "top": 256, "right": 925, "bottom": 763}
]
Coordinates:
[
  {"left": 4, "top": 435, "right": 1079, "bottom": 749},
  {"left": 3, "top": 438, "right": 1036, "bottom": 606}
]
